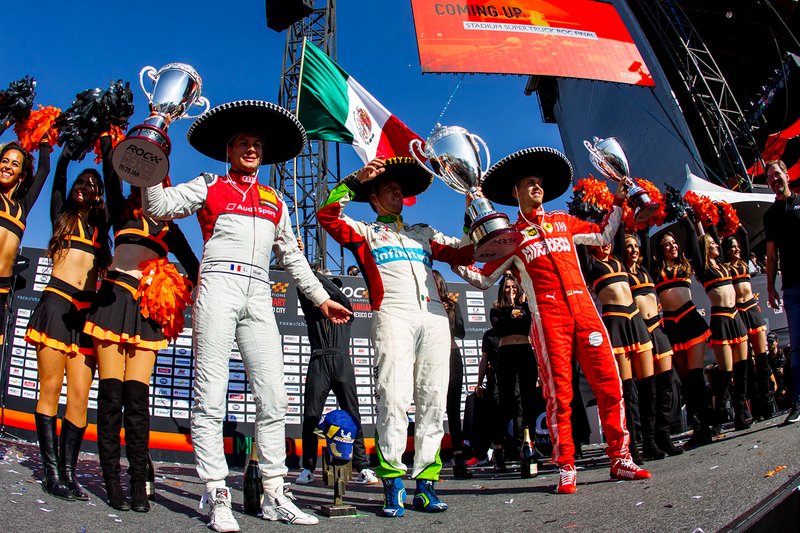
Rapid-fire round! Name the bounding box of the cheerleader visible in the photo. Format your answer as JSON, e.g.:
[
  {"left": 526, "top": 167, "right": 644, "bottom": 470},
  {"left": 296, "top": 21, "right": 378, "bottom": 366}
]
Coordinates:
[
  {"left": 693, "top": 223, "right": 751, "bottom": 431},
  {"left": 84, "top": 135, "right": 198, "bottom": 512},
  {"left": 0, "top": 139, "right": 50, "bottom": 345},
  {"left": 722, "top": 227, "right": 776, "bottom": 420},
  {"left": 654, "top": 215, "right": 713, "bottom": 448},
  {"left": 623, "top": 230, "right": 683, "bottom": 456},
  {"left": 25, "top": 145, "right": 111, "bottom": 500},
  {"left": 579, "top": 230, "right": 655, "bottom": 465}
]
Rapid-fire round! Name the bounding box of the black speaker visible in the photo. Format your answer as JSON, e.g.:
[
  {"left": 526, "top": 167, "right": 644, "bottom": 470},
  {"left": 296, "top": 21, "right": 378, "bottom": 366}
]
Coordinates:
[{"left": 266, "top": 0, "right": 314, "bottom": 32}]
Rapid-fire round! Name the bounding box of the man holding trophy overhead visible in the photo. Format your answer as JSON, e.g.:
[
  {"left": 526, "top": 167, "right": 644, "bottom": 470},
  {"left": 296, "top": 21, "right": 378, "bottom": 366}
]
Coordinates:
[
  {"left": 140, "top": 99, "right": 351, "bottom": 531},
  {"left": 454, "top": 147, "right": 653, "bottom": 495},
  {"left": 317, "top": 156, "right": 475, "bottom": 517}
]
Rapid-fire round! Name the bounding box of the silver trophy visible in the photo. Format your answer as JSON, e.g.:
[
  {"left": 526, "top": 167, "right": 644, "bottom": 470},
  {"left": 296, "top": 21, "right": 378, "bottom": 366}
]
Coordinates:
[
  {"left": 112, "top": 63, "right": 210, "bottom": 187},
  {"left": 583, "top": 136, "right": 659, "bottom": 224},
  {"left": 410, "top": 124, "right": 523, "bottom": 261}
]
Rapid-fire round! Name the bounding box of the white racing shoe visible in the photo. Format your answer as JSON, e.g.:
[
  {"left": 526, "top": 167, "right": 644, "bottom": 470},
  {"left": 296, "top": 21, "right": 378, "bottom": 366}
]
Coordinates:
[
  {"left": 262, "top": 490, "right": 319, "bottom": 525},
  {"left": 357, "top": 468, "right": 380, "bottom": 484},
  {"left": 202, "top": 487, "right": 240, "bottom": 532}
]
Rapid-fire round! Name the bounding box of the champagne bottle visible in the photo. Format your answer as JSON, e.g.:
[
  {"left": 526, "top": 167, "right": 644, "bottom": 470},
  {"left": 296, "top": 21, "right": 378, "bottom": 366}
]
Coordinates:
[
  {"left": 520, "top": 427, "right": 538, "bottom": 479},
  {"left": 243, "top": 439, "right": 263, "bottom": 515},
  {"left": 146, "top": 454, "right": 156, "bottom": 500}
]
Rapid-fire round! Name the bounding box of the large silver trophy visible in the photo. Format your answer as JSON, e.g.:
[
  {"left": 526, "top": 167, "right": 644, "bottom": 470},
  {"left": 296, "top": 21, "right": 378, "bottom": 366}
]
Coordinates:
[
  {"left": 411, "top": 124, "right": 523, "bottom": 261},
  {"left": 583, "top": 136, "right": 659, "bottom": 224},
  {"left": 112, "top": 63, "right": 210, "bottom": 187}
]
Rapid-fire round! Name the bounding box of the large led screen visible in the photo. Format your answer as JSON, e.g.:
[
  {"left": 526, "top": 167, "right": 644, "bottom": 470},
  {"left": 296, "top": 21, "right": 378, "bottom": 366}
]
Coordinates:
[{"left": 411, "top": 0, "right": 655, "bottom": 86}]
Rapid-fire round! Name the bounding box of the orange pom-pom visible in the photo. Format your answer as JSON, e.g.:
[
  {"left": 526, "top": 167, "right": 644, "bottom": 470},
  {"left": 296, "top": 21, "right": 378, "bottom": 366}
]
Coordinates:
[
  {"left": 623, "top": 178, "right": 667, "bottom": 231},
  {"left": 716, "top": 201, "right": 740, "bottom": 238},
  {"left": 573, "top": 177, "right": 613, "bottom": 210},
  {"left": 93, "top": 124, "right": 127, "bottom": 164},
  {"left": 136, "top": 258, "right": 193, "bottom": 341},
  {"left": 684, "top": 191, "right": 719, "bottom": 228},
  {"left": 13, "top": 105, "right": 61, "bottom": 152}
]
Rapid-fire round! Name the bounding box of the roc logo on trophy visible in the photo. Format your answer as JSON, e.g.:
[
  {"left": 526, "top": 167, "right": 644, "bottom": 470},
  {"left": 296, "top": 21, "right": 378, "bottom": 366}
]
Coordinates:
[
  {"left": 112, "top": 63, "right": 210, "bottom": 187},
  {"left": 410, "top": 124, "right": 523, "bottom": 261},
  {"left": 584, "top": 136, "right": 659, "bottom": 224}
]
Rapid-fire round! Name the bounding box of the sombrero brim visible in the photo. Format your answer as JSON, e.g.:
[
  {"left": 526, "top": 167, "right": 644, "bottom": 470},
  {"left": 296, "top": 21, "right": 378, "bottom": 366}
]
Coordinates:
[
  {"left": 481, "top": 147, "right": 573, "bottom": 206},
  {"left": 187, "top": 100, "right": 306, "bottom": 164},
  {"left": 346, "top": 157, "right": 433, "bottom": 203}
]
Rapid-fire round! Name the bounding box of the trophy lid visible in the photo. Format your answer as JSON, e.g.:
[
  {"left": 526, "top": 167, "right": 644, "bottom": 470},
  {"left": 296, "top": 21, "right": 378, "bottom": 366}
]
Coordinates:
[
  {"left": 187, "top": 100, "right": 306, "bottom": 164},
  {"left": 342, "top": 157, "right": 433, "bottom": 203},
  {"left": 481, "top": 147, "right": 573, "bottom": 206}
]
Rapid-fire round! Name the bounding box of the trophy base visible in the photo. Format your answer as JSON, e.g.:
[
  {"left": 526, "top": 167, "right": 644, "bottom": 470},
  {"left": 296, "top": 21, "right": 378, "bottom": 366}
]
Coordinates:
[
  {"left": 320, "top": 504, "right": 358, "bottom": 517},
  {"left": 112, "top": 124, "right": 172, "bottom": 188},
  {"left": 632, "top": 201, "right": 661, "bottom": 225},
  {"left": 471, "top": 212, "right": 524, "bottom": 262},
  {"left": 629, "top": 187, "right": 661, "bottom": 225}
]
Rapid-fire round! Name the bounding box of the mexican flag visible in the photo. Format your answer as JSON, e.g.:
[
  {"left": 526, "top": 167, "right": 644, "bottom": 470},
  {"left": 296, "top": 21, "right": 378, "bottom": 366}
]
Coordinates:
[{"left": 297, "top": 40, "right": 422, "bottom": 164}]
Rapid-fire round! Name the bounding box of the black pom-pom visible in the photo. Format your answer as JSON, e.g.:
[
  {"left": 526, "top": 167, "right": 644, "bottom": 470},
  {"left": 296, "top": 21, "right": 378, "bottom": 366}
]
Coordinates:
[
  {"left": 567, "top": 190, "right": 608, "bottom": 223},
  {"left": 0, "top": 76, "right": 37, "bottom": 125},
  {"left": 56, "top": 80, "right": 135, "bottom": 161},
  {"left": 664, "top": 184, "right": 692, "bottom": 223}
]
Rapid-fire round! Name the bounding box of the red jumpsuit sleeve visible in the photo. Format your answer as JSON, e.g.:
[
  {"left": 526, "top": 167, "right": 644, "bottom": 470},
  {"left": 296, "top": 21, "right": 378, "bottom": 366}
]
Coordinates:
[{"left": 452, "top": 253, "right": 516, "bottom": 290}]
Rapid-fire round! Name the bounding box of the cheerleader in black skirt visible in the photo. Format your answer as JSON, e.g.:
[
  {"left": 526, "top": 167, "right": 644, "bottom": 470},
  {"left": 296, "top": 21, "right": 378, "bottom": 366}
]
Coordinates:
[
  {"left": 25, "top": 145, "right": 111, "bottom": 501},
  {"left": 85, "top": 134, "right": 198, "bottom": 512},
  {"left": 722, "top": 227, "right": 776, "bottom": 420}
]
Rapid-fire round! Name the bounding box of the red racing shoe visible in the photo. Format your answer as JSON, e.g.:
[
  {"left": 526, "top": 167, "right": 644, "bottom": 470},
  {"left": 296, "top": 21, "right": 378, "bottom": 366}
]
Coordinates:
[
  {"left": 556, "top": 464, "right": 578, "bottom": 494},
  {"left": 610, "top": 457, "right": 652, "bottom": 480}
]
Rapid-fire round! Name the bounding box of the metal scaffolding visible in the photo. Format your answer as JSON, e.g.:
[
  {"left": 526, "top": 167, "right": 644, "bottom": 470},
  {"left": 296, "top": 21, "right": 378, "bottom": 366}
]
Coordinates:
[
  {"left": 270, "top": 0, "right": 344, "bottom": 272},
  {"left": 631, "top": 0, "right": 761, "bottom": 191}
]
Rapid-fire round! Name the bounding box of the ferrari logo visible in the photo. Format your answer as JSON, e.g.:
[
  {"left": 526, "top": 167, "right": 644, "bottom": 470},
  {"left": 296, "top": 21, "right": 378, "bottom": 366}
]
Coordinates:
[{"left": 542, "top": 222, "right": 554, "bottom": 233}]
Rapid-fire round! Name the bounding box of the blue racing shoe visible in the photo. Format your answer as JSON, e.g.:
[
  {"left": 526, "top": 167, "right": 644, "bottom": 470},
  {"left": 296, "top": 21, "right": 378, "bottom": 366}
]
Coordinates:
[
  {"left": 413, "top": 480, "right": 448, "bottom": 512},
  {"left": 381, "top": 477, "right": 406, "bottom": 517}
]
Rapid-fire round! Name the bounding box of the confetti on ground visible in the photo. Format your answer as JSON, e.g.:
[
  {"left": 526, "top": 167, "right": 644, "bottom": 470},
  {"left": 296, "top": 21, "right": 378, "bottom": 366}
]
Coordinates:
[
  {"left": 36, "top": 499, "right": 45, "bottom": 503},
  {"left": 504, "top": 498, "right": 514, "bottom": 504},
  {"left": 691, "top": 496, "right": 702, "bottom": 499},
  {"left": 709, "top": 466, "right": 719, "bottom": 470},
  {"left": 764, "top": 466, "right": 787, "bottom": 478},
  {"left": 564, "top": 524, "right": 577, "bottom": 529},
  {"left": 39, "top": 507, "right": 51, "bottom": 512},
  {"left": 108, "top": 514, "right": 118, "bottom": 518},
  {"left": 664, "top": 504, "right": 674, "bottom": 508},
  {"left": 635, "top": 501, "right": 644, "bottom": 506},
  {"left": 751, "top": 445, "right": 759, "bottom": 449}
]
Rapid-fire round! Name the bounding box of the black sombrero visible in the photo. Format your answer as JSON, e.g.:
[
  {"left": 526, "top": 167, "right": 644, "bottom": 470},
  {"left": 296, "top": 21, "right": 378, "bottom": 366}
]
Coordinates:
[
  {"left": 346, "top": 157, "right": 433, "bottom": 203},
  {"left": 187, "top": 100, "right": 306, "bottom": 164},
  {"left": 481, "top": 147, "right": 573, "bottom": 206}
]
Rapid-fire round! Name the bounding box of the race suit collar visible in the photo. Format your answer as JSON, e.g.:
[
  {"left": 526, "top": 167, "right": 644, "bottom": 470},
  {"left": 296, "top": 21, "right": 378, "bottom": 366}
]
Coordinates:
[
  {"left": 517, "top": 206, "right": 545, "bottom": 227},
  {"left": 377, "top": 213, "right": 403, "bottom": 224},
  {"left": 227, "top": 170, "right": 259, "bottom": 186}
]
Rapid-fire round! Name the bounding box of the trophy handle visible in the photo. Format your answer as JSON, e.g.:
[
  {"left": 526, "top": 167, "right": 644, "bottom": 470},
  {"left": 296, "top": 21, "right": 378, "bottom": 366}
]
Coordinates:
[
  {"left": 184, "top": 96, "right": 211, "bottom": 119},
  {"left": 409, "top": 138, "right": 438, "bottom": 177},
  {"left": 139, "top": 66, "right": 158, "bottom": 102},
  {"left": 471, "top": 134, "right": 491, "bottom": 176}
]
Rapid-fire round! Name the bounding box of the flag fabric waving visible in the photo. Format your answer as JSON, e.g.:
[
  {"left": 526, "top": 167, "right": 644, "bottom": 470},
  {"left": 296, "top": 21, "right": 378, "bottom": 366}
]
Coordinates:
[{"left": 297, "top": 40, "right": 422, "bottom": 164}]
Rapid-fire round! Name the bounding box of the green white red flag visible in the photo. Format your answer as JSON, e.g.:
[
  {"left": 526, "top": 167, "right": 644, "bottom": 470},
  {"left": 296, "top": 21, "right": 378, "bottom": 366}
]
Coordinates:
[{"left": 297, "top": 40, "right": 422, "bottom": 164}]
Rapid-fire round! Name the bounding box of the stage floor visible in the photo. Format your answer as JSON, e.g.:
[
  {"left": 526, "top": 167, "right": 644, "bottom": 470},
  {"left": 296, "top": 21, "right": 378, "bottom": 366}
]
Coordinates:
[{"left": 0, "top": 417, "right": 797, "bottom": 532}]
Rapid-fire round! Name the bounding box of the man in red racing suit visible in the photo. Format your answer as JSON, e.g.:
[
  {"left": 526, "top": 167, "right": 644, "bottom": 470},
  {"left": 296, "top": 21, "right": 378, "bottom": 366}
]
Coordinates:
[{"left": 455, "top": 147, "right": 651, "bottom": 494}]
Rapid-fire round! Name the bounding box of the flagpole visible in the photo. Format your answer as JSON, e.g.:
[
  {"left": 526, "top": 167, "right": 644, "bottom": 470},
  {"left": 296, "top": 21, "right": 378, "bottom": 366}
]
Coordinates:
[
  {"left": 295, "top": 38, "right": 305, "bottom": 244},
  {"left": 293, "top": 157, "right": 300, "bottom": 236},
  {"left": 296, "top": 37, "right": 307, "bottom": 114}
]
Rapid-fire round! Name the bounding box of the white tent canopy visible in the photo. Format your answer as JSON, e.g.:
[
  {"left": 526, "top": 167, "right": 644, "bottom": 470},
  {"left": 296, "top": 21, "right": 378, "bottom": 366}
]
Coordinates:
[{"left": 680, "top": 166, "right": 774, "bottom": 204}]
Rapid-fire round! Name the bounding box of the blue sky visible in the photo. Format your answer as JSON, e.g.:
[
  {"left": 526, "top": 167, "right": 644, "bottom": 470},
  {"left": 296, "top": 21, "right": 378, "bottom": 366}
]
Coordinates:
[{"left": 2, "top": 1, "right": 566, "bottom": 272}]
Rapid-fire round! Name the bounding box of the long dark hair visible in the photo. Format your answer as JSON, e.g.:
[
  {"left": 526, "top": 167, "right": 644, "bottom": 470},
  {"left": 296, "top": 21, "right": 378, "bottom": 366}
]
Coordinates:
[
  {"left": 495, "top": 275, "right": 523, "bottom": 308},
  {"left": 432, "top": 269, "right": 456, "bottom": 324},
  {"left": 721, "top": 235, "right": 746, "bottom": 269},
  {"left": 0, "top": 141, "right": 35, "bottom": 200},
  {"left": 47, "top": 168, "right": 111, "bottom": 273},
  {"left": 655, "top": 231, "right": 692, "bottom": 278}
]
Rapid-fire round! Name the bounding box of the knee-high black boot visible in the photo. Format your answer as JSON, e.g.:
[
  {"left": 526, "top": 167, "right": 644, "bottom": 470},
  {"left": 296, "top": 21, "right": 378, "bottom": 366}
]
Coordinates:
[
  {"left": 59, "top": 418, "right": 90, "bottom": 500},
  {"left": 732, "top": 361, "right": 753, "bottom": 430},
  {"left": 637, "top": 376, "right": 665, "bottom": 460},
  {"left": 34, "top": 413, "right": 73, "bottom": 500},
  {"left": 713, "top": 369, "right": 733, "bottom": 430},
  {"left": 654, "top": 371, "right": 683, "bottom": 456},
  {"left": 97, "top": 378, "right": 129, "bottom": 511},
  {"left": 622, "top": 379, "right": 644, "bottom": 465},
  {"left": 754, "top": 353, "right": 777, "bottom": 421},
  {"left": 123, "top": 380, "right": 151, "bottom": 512},
  {"left": 683, "top": 369, "right": 713, "bottom": 449}
]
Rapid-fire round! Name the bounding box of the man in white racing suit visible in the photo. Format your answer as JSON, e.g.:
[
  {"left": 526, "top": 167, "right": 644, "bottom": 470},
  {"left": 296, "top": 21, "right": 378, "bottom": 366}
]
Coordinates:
[{"left": 143, "top": 100, "right": 351, "bottom": 531}]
